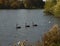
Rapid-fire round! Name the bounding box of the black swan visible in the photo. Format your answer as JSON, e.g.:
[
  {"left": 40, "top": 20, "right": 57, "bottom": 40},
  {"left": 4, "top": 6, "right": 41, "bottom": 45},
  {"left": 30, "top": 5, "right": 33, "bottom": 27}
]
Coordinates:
[
  {"left": 33, "top": 24, "right": 38, "bottom": 26},
  {"left": 32, "top": 22, "right": 38, "bottom": 27},
  {"left": 16, "top": 24, "right": 21, "bottom": 29},
  {"left": 25, "top": 23, "right": 30, "bottom": 27}
]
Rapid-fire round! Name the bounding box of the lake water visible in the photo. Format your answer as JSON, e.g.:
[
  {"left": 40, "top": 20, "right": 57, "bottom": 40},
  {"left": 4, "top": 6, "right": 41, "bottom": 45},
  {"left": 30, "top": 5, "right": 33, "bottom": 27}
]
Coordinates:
[{"left": 0, "top": 9, "right": 60, "bottom": 46}]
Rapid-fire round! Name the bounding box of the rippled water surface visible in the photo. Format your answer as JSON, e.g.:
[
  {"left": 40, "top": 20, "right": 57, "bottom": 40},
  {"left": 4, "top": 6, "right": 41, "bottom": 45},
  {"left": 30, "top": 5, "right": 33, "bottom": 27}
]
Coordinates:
[{"left": 0, "top": 9, "right": 60, "bottom": 46}]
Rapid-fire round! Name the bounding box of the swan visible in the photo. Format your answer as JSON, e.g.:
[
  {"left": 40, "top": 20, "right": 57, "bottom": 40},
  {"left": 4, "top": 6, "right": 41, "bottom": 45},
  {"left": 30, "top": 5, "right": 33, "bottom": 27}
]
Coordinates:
[
  {"left": 32, "top": 22, "right": 38, "bottom": 27},
  {"left": 16, "top": 24, "right": 21, "bottom": 29},
  {"left": 25, "top": 23, "right": 30, "bottom": 27}
]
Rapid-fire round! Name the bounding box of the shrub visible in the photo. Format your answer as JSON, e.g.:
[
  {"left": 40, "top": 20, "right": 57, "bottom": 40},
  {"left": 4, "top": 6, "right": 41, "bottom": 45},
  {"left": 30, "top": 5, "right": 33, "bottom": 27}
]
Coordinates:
[
  {"left": 53, "top": 2, "right": 60, "bottom": 17},
  {"left": 42, "top": 24, "right": 60, "bottom": 46}
]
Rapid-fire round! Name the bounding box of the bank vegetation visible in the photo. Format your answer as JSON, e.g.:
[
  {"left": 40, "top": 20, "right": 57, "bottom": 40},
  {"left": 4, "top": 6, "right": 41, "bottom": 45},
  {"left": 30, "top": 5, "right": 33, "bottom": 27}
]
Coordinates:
[
  {"left": 44, "top": 0, "right": 60, "bottom": 17},
  {"left": 0, "top": 0, "right": 45, "bottom": 9}
]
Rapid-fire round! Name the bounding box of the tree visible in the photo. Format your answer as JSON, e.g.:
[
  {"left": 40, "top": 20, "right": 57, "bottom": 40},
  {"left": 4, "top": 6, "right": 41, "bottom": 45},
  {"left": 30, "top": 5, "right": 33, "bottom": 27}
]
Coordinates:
[
  {"left": 23, "top": 0, "right": 44, "bottom": 8},
  {"left": 44, "top": 0, "right": 57, "bottom": 14},
  {"left": 23, "top": 0, "right": 32, "bottom": 8},
  {"left": 53, "top": 2, "right": 60, "bottom": 17}
]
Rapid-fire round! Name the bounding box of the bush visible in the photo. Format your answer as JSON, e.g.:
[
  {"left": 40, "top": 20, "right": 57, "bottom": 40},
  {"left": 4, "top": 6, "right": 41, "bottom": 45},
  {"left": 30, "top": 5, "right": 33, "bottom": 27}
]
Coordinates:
[
  {"left": 42, "top": 24, "right": 60, "bottom": 46},
  {"left": 53, "top": 2, "right": 60, "bottom": 17},
  {"left": 44, "top": 0, "right": 57, "bottom": 15}
]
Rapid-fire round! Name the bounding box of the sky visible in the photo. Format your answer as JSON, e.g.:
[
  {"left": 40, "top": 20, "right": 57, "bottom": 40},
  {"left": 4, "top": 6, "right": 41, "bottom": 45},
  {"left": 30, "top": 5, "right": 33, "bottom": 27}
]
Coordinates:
[{"left": 43, "top": 0, "right": 46, "bottom": 1}]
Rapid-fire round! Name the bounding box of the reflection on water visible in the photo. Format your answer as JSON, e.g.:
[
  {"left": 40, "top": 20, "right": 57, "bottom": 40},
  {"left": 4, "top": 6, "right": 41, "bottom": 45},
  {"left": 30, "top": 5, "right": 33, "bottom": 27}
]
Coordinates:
[{"left": 0, "top": 9, "right": 60, "bottom": 46}]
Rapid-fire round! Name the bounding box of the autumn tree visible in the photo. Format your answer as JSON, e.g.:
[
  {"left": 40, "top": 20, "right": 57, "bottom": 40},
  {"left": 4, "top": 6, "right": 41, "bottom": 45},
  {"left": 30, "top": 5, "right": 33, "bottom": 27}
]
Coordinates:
[
  {"left": 23, "top": 0, "right": 44, "bottom": 8},
  {"left": 44, "top": 0, "right": 57, "bottom": 14},
  {"left": 23, "top": 0, "right": 32, "bottom": 8},
  {"left": 0, "top": 0, "right": 4, "bottom": 8}
]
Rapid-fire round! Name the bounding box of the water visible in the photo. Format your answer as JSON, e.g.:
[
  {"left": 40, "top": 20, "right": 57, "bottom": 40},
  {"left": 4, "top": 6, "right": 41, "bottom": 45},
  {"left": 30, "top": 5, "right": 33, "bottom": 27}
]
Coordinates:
[{"left": 0, "top": 9, "right": 60, "bottom": 46}]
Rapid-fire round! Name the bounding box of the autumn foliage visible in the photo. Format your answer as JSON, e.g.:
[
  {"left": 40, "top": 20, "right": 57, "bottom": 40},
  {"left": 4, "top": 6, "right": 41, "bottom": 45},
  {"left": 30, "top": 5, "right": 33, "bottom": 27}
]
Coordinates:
[
  {"left": 42, "top": 24, "right": 60, "bottom": 46},
  {"left": 0, "top": 0, "right": 45, "bottom": 9},
  {"left": 44, "top": 0, "right": 60, "bottom": 17}
]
